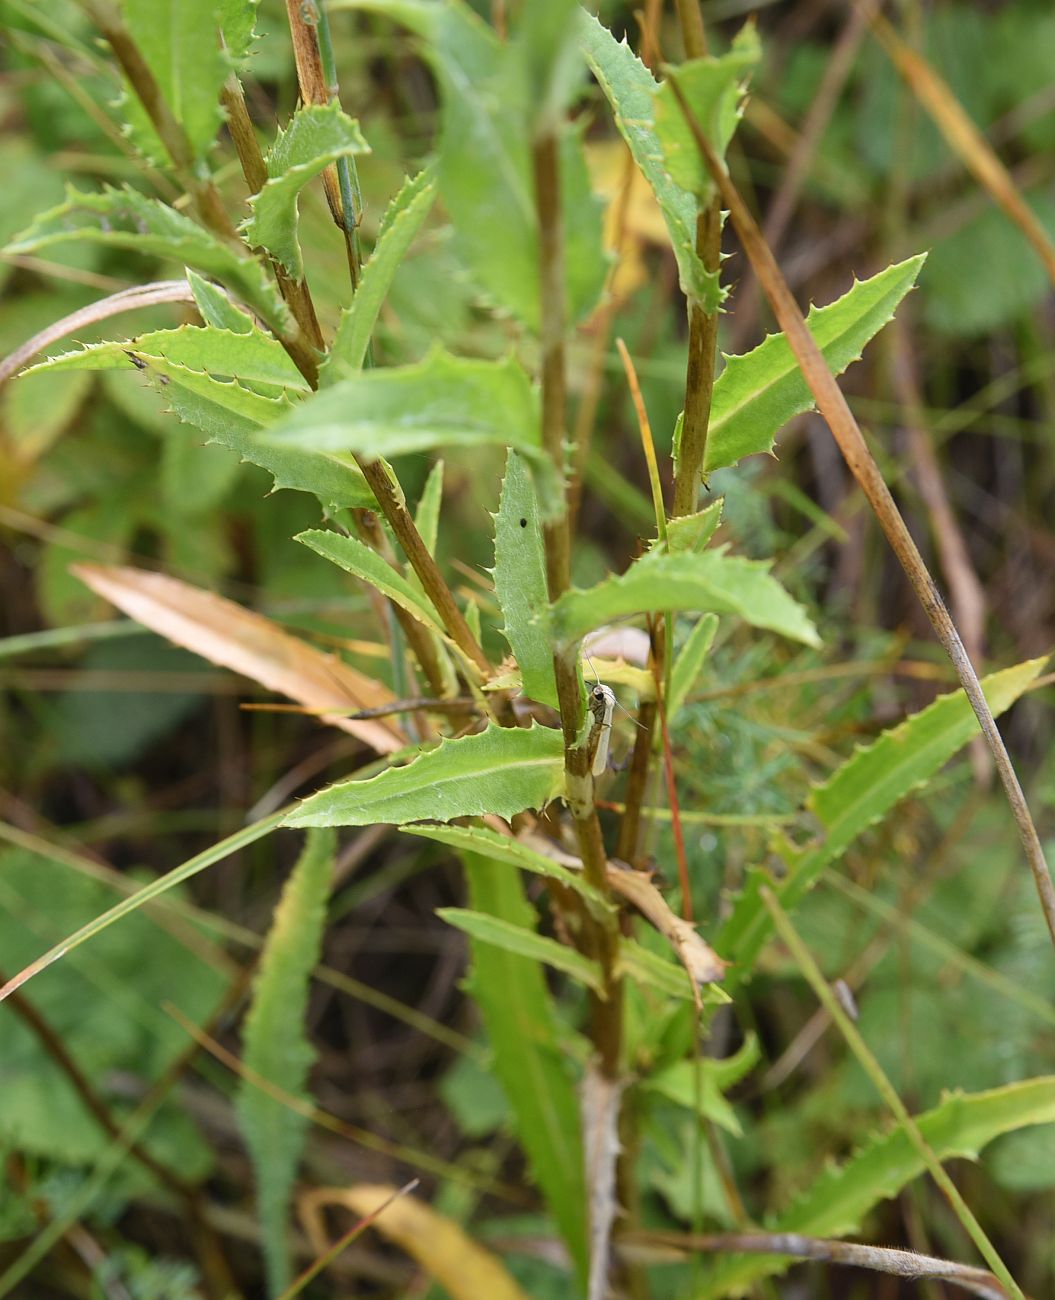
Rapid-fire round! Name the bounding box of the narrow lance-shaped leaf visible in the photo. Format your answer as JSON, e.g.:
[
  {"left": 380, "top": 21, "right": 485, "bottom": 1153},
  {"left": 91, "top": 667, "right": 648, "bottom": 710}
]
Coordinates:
[
  {"left": 700, "top": 1076, "right": 1055, "bottom": 1297},
  {"left": 264, "top": 349, "right": 563, "bottom": 517},
  {"left": 461, "top": 853, "right": 589, "bottom": 1284},
  {"left": 414, "top": 459, "right": 445, "bottom": 556},
  {"left": 237, "top": 828, "right": 336, "bottom": 1296},
  {"left": 578, "top": 12, "right": 716, "bottom": 311},
  {"left": 285, "top": 723, "right": 566, "bottom": 828},
  {"left": 296, "top": 529, "right": 446, "bottom": 636},
  {"left": 553, "top": 549, "right": 820, "bottom": 648},
  {"left": 493, "top": 450, "right": 558, "bottom": 708},
  {"left": 3, "top": 186, "right": 291, "bottom": 333},
  {"left": 242, "top": 103, "right": 370, "bottom": 278},
  {"left": 719, "top": 656, "right": 1047, "bottom": 977},
  {"left": 652, "top": 25, "right": 760, "bottom": 200},
  {"left": 439, "top": 907, "right": 604, "bottom": 994},
  {"left": 186, "top": 268, "right": 256, "bottom": 333},
  {"left": 702, "top": 256, "right": 926, "bottom": 475},
  {"left": 321, "top": 166, "right": 438, "bottom": 385},
  {"left": 668, "top": 612, "right": 718, "bottom": 720},
  {"left": 402, "top": 822, "right": 613, "bottom": 917},
  {"left": 24, "top": 324, "right": 310, "bottom": 395},
  {"left": 123, "top": 0, "right": 228, "bottom": 165}
]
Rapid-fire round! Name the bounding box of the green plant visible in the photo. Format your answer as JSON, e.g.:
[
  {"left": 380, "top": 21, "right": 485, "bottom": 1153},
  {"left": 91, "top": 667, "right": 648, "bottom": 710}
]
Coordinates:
[{"left": 2, "top": 2, "right": 1053, "bottom": 1298}]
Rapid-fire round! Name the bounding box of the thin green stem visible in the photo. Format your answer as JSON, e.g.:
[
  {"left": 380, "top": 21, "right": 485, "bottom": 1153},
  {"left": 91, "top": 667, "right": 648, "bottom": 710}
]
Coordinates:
[
  {"left": 532, "top": 129, "right": 622, "bottom": 1085},
  {"left": 314, "top": 0, "right": 366, "bottom": 288},
  {"left": 671, "top": 0, "right": 722, "bottom": 519}
]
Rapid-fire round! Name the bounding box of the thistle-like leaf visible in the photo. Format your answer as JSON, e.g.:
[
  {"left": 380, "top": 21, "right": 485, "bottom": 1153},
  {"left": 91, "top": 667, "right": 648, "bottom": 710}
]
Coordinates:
[
  {"left": 719, "top": 656, "right": 1047, "bottom": 976},
  {"left": 493, "top": 450, "right": 558, "bottom": 707},
  {"left": 701, "top": 1077, "right": 1055, "bottom": 1296},
  {"left": 578, "top": 12, "right": 717, "bottom": 310},
  {"left": 553, "top": 549, "right": 820, "bottom": 648},
  {"left": 242, "top": 104, "right": 370, "bottom": 277},
  {"left": 702, "top": 256, "right": 926, "bottom": 475},
  {"left": 285, "top": 722, "right": 566, "bottom": 827},
  {"left": 321, "top": 166, "right": 438, "bottom": 384},
  {"left": 4, "top": 186, "right": 290, "bottom": 332}
]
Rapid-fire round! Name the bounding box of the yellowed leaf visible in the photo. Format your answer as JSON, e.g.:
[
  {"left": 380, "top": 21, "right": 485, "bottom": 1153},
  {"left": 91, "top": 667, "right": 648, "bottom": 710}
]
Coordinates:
[
  {"left": 72, "top": 563, "right": 403, "bottom": 754},
  {"left": 305, "top": 1184, "right": 531, "bottom": 1300},
  {"left": 585, "top": 138, "right": 669, "bottom": 301}
]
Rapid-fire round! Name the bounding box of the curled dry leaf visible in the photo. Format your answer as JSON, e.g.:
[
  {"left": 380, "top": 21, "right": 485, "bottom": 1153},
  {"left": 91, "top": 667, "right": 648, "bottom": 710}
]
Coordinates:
[
  {"left": 519, "top": 831, "right": 728, "bottom": 990},
  {"left": 605, "top": 864, "right": 729, "bottom": 987},
  {"left": 72, "top": 563, "right": 403, "bottom": 754},
  {"left": 302, "top": 1184, "right": 531, "bottom": 1300}
]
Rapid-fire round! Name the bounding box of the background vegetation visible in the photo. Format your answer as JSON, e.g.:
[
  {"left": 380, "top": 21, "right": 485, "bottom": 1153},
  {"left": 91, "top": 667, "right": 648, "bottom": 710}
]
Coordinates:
[{"left": 1, "top": 0, "right": 1054, "bottom": 1297}]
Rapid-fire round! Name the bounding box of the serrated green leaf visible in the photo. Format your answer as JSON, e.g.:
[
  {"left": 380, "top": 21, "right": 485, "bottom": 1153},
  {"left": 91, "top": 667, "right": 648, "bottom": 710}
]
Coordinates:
[
  {"left": 242, "top": 103, "right": 370, "bottom": 277},
  {"left": 813, "top": 657, "right": 1046, "bottom": 858},
  {"left": 439, "top": 907, "right": 603, "bottom": 993},
  {"left": 264, "top": 349, "right": 562, "bottom": 516},
  {"left": 4, "top": 186, "right": 290, "bottom": 333},
  {"left": 355, "top": 0, "right": 604, "bottom": 328},
  {"left": 401, "top": 822, "right": 612, "bottom": 917},
  {"left": 669, "top": 612, "right": 718, "bottom": 719},
  {"left": 237, "top": 828, "right": 336, "bottom": 1296},
  {"left": 664, "top": 499, "right": 723, "bottom": 553},
  {"left": 187, "top": 268, "right": 256, "bottom": 333},
  {"left": 26, "top": 324, "right": 309, "bottom": 395},
  {"left": 553, "top": 549, "right": 819, "bottom": 648},
  {"left": 461, "top": 853, "right": 588, "bottom": 1284},
  {"left": 642, "top": 1036, "right": 762, "bottom": 1134},
  {"left": 126, "top": 355, "right": 374, "bottom": 512},
  {"left": 220, "top": 0, "right": 260, "bottom": 64},
  {"left": 719, "top": 656, "right": 1046, "bottom": 976},
  {"left": 285, "top": 722, "right": 565, "bottom": 827},
  {"left": 296, "top": 529, "right": 445, "bottom": 634},
  {"left": 700, "top": 1077, "right": 1055, "bottom": 1296},
  {"left": 703, "top": 256, "right": 926, "bottom": 475},
  {"left": 123, "top": 0, "right": 228, "bottom": 165},
  {"left": 653, "top": 25, "right": 760, "bottom": 199},
  {"left": 578, "top": 12, "right": 716, "bottom": 311},
  {"left": 494, "top": 450, "right": 558, "bottom": 708},
  {"left": 321, "top": 166, "right": 438, "bottom": 384}
]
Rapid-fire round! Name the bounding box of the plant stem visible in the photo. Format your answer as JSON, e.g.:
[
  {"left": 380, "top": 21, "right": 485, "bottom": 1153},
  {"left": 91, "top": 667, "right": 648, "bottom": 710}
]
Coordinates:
[
  {"left": 220, "top": 77, "right": 325, "bottom": 353},
  {"left": 286, "top": 0, "right": 363, "bottom": 292},
  {"left": 671, "top": 79, "right": 1055, "bottom": 951},
  {"left": 671, "top": 0, "right": 722, "bottom": 519},
  {"left": 532, "top": 130, "right": 622, "bottom": 1085},
  {"left": 313, "top": 0, "right": 366, "bottom": 290}
]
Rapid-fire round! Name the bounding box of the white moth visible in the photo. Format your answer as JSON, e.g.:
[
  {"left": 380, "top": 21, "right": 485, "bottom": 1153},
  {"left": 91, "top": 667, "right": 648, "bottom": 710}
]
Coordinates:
[{"left": 588, "top": 683, "right": 616, "bottom": 778}]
